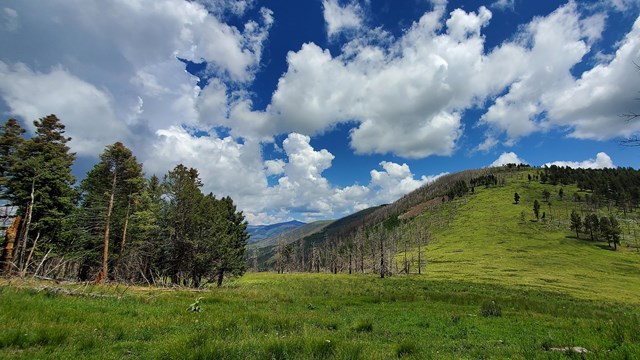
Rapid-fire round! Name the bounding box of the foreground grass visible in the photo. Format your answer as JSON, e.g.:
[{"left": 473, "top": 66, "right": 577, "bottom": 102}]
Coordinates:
[{"left": 1, "top": 273, "right": 639, "bottom": 359}]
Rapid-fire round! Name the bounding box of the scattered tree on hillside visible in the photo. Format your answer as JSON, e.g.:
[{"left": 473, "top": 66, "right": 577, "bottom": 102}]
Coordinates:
[
  {"left": 514, "top": 192, "right": 520, "bottom": 204},
  {"left": 599, "top": 216, "right": 611, "bottom": 247},
  {"left": 583, "top": 214, "right": 599, "bottom": 241},
  {"left": 542, "top": 189, "right": 551, "bottom": 203},
  {"left": 558, "top": 188, "right": 564, "bottom": 200},
  {"left": 608, "top": 216, "right": 622, "bottom": 250},
  {"left": 570, "top": 210, "right": 582, "bottom": 239},
  {"left": 533, "top": 200, "right": 540, "bottom": 220}
]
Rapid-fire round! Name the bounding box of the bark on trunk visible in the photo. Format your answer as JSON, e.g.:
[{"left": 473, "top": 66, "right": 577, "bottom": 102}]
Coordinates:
[
  {"left": 2, "top": 215, "right": 20, "bottom": 274},
  {"left": 113, "top": 197, "right": 131, "bottom": 278},
  {"left": 17, "top": 179, "right": 36, "bottom": 275},
  {"left": 22, "top": 229, "right": 40, "bottom": 277},
  {"left": 216, "top": 270, "right": 224, "bottom": 287},
  {"left": 97, "top": 170, "right": 117, "bottom": 284}
]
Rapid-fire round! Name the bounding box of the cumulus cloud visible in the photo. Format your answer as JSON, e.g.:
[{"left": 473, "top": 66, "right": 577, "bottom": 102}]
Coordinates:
[
  {"left": 0, "top": 62, "right": 131, "bottom": 156},
  {"left": 489, "top": 152, "right": 528, "bottom": 167},
  {"left": 322, "top": 0, "right": 363, "bottom": 38},
  {"left": 144, "top": 130, "right": 436, "bottom": 223},
  {"left": 262, "top": 5, "right": 501, "bottom": 158},
  {"left": 0, "top": 0, "right": 273, "bottom": 157},
  {"left": 544, "top": 152, "right": 614, "bottom": 169}
]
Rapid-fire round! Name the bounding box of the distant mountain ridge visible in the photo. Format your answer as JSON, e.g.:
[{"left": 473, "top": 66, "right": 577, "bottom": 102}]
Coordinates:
[{"left": 247, "top": 220, "right": 306, "bottom": 243}]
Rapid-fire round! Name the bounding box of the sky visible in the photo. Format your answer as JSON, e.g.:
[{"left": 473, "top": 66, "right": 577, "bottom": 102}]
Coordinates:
[{"left": 1, "top": 0, "right": 640, "bottom": 224}]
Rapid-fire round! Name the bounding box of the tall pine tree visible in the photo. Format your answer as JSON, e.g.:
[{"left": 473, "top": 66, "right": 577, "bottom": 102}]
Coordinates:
[
  {"left": 5, "top": 115, "right": 76, "bottom": 274},
  {"left": 78, "top": 142, "right": 143, "bottom": 283}
]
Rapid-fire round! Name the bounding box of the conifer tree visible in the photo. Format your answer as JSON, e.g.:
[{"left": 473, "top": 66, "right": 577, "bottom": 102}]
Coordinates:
[
  {"left": 5, "top": 115, "right": 76, "bottom": 274},
  {"left": 570, "top": 210, "right": 582, "bottom": 239},
  {"left": 78, "top": 142, "right": 143, "bottom": 283}
]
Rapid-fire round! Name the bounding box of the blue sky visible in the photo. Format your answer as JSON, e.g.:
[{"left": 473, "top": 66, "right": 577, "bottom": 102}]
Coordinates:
[{"left": 1, "top": 0, "right": 640, "bottom": 224}]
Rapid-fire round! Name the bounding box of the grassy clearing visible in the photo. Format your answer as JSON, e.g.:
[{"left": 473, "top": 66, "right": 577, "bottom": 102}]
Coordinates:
[{"left": 1, "top": 273, "right": 639, "bottom": 359}]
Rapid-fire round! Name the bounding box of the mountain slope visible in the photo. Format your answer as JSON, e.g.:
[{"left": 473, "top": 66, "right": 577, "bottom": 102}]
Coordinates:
[
  {"left": 247, "top": 220, "right": 306, "bottom": 244},
  {"left": 250, "top": 220, "right": 333, "bottom": 249}
]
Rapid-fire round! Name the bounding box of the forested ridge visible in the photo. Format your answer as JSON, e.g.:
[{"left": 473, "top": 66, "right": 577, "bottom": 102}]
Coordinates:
[{"left": 0, "top": 115, "right": 248, "bottom": 287}]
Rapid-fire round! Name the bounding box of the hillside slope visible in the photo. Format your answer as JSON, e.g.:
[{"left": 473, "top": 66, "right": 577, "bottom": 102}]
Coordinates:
[
  {"left": 247, "top": 220, "right": 306, "bottom": 244},
  {"left": 250, "top": 220, "right": 333, "bottom": 249},
  {"left": 401, "top": 170, "right": 640, "bottom": 304}
]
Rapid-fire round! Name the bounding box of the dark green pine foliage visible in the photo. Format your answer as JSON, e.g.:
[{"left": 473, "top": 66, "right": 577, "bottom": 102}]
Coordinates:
[
  {"left": 570, "top": 210, "right": 582, "bottom": 239},
  {"left": 163, "top": 164, "right": 204, "bottom": 286},
  {"left": 162, "top": 165, "right": 249, "bottom": 287},
  {"left": 533, "top": 200, "right": 540, "bottom": 220},
  {"left": 76, "top": 142, "right": 144, "bottom": 282},
  {"left": 6, "top": 115, "right": 76, "bottom": 270},
  {"left": 0, "top": 118, "right": 25, "bottom": 190},
  {"left": 608, "top": 216, "right": 622, "bottom": 250},
  {"left": 583, "top": 214, "right": 599, "bottom": 241},
  {"left": 214, "top": 196, "right": 249, "bottom": 287}
]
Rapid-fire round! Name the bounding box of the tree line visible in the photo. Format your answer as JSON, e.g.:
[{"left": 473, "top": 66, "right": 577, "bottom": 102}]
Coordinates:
[{"left": 0, "top": 115, "right": 248, "bottom": 287}]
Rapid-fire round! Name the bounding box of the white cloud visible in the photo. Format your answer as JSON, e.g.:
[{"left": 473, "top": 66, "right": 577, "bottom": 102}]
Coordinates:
[
  {"left": 261, "top": 5, "right": 501, "bottom": 158},
  {"left": 546, "top": 16, "right": 640, "bottom": 140},
  {"left": 489, "top": 152, "right": 527, "bottom": 167},
  {"left": 480, "top": 2, "right": 592, "bottom": 141},
  {"left": 0, "top": 62, "right": 131, "bottom": 156},
  {"left": 368, "top": 161, "right": 446, "bottom": 204},
  {"left": 0, "top": 0, "right": 272, "bottom": 158},
  {"left": 491, "top": 0, "right": 514, "bottom": 11},
  {"left": 322, "top": 0, "right": 363, "bottom": 38},
  {"left": 544, "top": 152, "right": 614, "bottom": 169}
]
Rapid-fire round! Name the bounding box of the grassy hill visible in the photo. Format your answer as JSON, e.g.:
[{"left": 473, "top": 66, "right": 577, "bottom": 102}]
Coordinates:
[{"left": 399, "top": 169, "right": 640, "bottom": 305}]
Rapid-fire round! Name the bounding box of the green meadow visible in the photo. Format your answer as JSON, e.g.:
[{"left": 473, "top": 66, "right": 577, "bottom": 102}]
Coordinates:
[{"left": 2, "top": 171, "right": 640, "bottom": 359}]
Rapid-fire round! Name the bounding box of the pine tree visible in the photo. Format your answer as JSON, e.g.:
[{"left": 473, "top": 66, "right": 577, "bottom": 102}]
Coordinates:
[
  {"left": 5, "top": 115, "right": 76, "bottom": 274},
  {"left": 78, "top": 142, "right": 143, "bottom": 283},
  {"left": 533, "top": 200, "right": 540, "bottom": 220},
  {"left": 0, "top": 118, "right": 25, "bottom": 191},
  {"left": 163, "top": 164, "right": 203, "bottom": 285},
  {"left": 570, "top": 210, "right": 582, "bottom": 239},
  {"left": 214, "top": 196, "right": 249, "bottom": 287}
]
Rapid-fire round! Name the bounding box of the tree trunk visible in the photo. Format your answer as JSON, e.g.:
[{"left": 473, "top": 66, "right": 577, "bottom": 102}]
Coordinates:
[
  {"left": 22, "top": 230, "right": 40, "bottom": 277},
  {"left": 379, "top": 233, "right": 385, "bottom": 279},
  {"left": 17, "top": 179, "right": 36, "bottom": 275},
  {"left": 2, "top": 215, "right": 20, "bottom": 274},
  {"left": 113, "top": 197, "right": 131, "bottom": 279},
  {"left": 216, "top": 269, "right": 224, "bottom": 287},
  {"left": 98, "top": 170, "right": 117, "bottom": 284}
]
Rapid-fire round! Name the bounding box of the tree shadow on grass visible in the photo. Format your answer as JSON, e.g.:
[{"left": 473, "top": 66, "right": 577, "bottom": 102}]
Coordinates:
[{"left": 595, "top": 244, "right": 616, "bottom": 251}]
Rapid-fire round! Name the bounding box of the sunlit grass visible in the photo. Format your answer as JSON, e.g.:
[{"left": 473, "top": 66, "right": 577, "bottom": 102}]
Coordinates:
[{"left": 1, "top": 272, "right": 639, "bottom": 359}]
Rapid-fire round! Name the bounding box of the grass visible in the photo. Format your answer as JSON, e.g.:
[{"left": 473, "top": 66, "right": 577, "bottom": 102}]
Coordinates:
[
  {"left": 2, "top": 170, "right": 640, "bottom": 358},
  {"left": 1, "top": 273, "right": 639, "bottom": 359}
]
